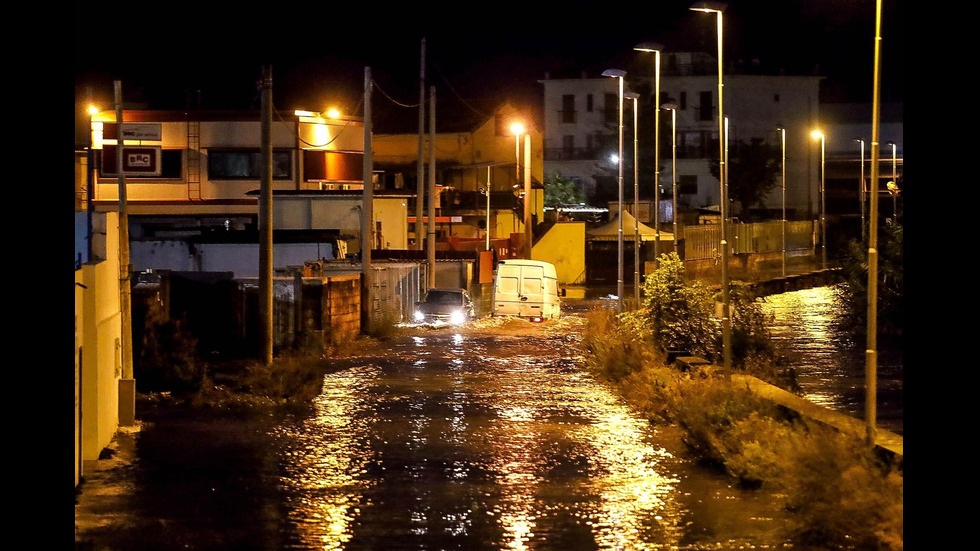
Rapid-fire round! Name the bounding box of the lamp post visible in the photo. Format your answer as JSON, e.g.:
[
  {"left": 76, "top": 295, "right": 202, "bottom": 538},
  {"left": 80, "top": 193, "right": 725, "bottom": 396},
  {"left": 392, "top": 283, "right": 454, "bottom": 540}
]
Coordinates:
[
  {"left": 663, "top": 102, "right": 679, "bottom": 259},
  {"left": 811, "top": 129, "right": 826, "bottom": 269},
  {"left": 482, "top": 166, "right": 491, "bottom": 251},
  {"left": 854, "top": 138, "right": 866, "bottom": 241},
  {"left": 865, "top": 0, "right": 884, "bottom": 445},
  {"left": 603, "top": 68, "right": 626, "bottom": 313},
  {"left": 777, "top": 126, "right": 787, "bottom": 277},
  {"left": 511, "top": 122, "right": 527, "bottom": 256},
  {"left": 690, "top": 1, "right": 730, "bottom": 378},
  {"left": 634, "top": 42, "right": 664, "bottom": 267},
  {"left": 886, "top": 141, "right": 898, "bottom": 218},
  {"left": 625, "top": 90, "right": 641, "bottom": 305}
]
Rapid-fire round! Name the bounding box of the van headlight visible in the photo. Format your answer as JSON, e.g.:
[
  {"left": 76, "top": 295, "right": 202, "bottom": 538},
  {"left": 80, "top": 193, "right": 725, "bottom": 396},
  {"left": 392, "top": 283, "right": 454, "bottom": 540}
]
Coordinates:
[
  {"left": 450, "top": 310, "right": 465, "bottom": 325},
  {"left": 414, "top": 310, "right": 426, "bottom": 322}
]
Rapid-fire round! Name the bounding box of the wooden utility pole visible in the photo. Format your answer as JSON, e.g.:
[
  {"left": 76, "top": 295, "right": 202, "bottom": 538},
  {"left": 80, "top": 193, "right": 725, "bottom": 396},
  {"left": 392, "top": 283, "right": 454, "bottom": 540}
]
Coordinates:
[
  {"left": 115, "top": 81, "right": 135, "bottom": 426},
  {"left": 259, "top": 66, "right": 274, "bottom": 366},
  {"left": 416, "top": 39, "right": 425, "bottom": 251},
  {"left": 363, "top": 67, "right": 375, "bottom": 332},
  {"left": 427, "top": 85, "right": 436, "bottom": 289}
]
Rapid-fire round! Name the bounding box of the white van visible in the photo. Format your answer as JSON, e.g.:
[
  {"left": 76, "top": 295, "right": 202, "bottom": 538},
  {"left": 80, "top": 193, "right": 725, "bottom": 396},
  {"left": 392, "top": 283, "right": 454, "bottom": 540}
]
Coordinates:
[{"left": 492, "top": 259, "right": 562, "bottom": 321}]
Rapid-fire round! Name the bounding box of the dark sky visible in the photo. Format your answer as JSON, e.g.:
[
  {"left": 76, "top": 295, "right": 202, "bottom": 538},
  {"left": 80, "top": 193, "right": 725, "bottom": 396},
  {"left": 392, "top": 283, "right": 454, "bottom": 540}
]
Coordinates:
[{"left": 75, "top": 1, "right": 902, "bottom": 139}]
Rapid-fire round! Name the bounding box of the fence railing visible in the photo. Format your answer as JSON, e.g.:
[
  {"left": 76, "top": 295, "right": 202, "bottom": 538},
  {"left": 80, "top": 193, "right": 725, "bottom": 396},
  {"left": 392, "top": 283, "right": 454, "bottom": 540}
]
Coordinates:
[{"left": 683, "top": 220, "right": 814, "bottom": 261}]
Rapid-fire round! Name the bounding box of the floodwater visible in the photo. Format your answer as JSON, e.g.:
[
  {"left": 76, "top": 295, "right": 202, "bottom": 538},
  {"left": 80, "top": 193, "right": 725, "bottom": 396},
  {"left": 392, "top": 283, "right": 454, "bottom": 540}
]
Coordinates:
[
  {"left": 76, "top": 311, "right": 795, "bottom": 550},
  {"left": 758, "top": 285, "right": 904, "bottom": 435}
]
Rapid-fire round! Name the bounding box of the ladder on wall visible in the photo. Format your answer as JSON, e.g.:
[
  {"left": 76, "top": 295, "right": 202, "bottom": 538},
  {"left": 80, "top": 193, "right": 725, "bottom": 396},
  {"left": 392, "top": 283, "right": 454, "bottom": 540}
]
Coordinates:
[{"left": 186, "top": 120, "right": 202, "bottom": 200}]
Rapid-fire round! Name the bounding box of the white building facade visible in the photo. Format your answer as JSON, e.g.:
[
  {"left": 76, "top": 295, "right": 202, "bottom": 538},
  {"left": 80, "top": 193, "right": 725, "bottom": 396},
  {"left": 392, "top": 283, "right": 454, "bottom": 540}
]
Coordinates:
[{"left": 541, "top": 54, "right": 823, "bottom": 221}]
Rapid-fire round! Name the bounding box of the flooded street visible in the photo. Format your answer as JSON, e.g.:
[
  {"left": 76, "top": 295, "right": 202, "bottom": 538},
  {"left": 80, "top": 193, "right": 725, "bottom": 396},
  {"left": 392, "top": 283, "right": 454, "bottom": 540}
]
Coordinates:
[
  {"left": 759, "top": 285, "right": 903, "bottom": 435},
  {"left": 76, "top": 311, "right": 793, "bottom": 550}
]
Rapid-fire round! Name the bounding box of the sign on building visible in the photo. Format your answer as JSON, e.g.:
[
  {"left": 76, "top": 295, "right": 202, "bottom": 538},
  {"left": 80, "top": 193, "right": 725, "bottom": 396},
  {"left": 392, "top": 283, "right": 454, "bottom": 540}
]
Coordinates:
[{"left": 100, "top": 145, "right": 163, "bottom": 177}]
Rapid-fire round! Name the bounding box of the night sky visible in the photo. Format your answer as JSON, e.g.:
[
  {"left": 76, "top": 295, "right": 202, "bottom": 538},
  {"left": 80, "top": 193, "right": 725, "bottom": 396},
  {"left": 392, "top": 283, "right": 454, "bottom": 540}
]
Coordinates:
[{"left": 75, "top": 1, "right": 902, "bottom": 142}]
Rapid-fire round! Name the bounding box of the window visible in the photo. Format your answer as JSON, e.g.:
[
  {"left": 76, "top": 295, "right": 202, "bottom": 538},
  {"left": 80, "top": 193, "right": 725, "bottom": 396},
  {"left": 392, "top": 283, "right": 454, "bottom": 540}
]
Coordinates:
[
  {"left": 208, "top": 149, "right": 291, "bottom": 179},
  {"left": 303, "top": 150, "right": 364, "bottom": 182},
  {"left": 680, "top": 91, "right": 687, "bottom": 110},
  {"left": 160, "top": 150, "right": 183, "bottom": 179},
  {"left": 678, "top": 175, "right": 698, "bottom": 195},
  {"left": 698, "top": 91, "right": 713, "bottom": 121},
  {"left": 561, "top": 95, "right": 576, "bottom": 123},
  {"left": 604, "top": 93, "right": 618, "bottom": 123},
  {"left": 562, "top": 135, "right": 575, "bottom": 152},
  {"left": 774, "top": 93, "right": 780, "bottom": 102},
  {"left": 586, "top": 94, "right": 593, "bottom": 112}
]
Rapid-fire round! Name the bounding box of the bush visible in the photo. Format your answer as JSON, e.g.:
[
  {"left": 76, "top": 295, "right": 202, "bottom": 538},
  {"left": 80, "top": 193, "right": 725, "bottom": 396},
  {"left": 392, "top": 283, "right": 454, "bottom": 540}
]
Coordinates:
[
  {"left": 640, "top": 253, "right": 716, "bottom": 360},
  {"left": 137, "top": 301, "right": 202, "bottom": 393},
  {"left": 237, "top": 355, "right": 327, "bottom": 405},
  {"left": 581, "top": 307, "right": 655, "bottom": 382}
]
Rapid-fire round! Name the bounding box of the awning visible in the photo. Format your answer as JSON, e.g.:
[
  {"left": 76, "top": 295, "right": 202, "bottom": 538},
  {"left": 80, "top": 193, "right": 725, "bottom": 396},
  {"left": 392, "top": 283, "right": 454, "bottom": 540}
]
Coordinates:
[{"left": 586, "top": 209, "right": 673, "bottom": 241}]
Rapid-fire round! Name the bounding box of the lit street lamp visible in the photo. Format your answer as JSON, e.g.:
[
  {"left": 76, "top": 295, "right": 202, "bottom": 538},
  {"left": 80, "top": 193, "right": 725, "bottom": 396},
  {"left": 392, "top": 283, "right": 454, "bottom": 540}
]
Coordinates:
[
  {"left": 811, "top": 129, "right": 826, "bottom": 268},
  {"left": 663, "top": 102, "right": 679, "bottom": 259},
  {"left": 603, "top": 68, "right": 626, "bottom": 313},
  {"left": 634, "top": 42, "right": 664, "bottom": 267},
  {"left": 854, "top": 137, "right": 866, "bottom": 241},
  {"left": 690, "top": 0, "right": 730, "bottom": 378}
]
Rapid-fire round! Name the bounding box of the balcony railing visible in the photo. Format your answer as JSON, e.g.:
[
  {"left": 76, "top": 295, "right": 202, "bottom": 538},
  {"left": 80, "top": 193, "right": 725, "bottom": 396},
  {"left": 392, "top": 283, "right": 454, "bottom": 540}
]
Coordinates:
[{"left": 544, "top": 147, "right": 601, "bottom": 161}]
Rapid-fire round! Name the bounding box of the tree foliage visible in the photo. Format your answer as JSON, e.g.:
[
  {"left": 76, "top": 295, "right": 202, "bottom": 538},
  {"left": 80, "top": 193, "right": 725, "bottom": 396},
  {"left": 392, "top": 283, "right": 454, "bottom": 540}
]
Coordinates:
[
  {"left": 837, "top": 216, "right": 903, "bottom": 337},
  {"left": 543, "top": 171, "right": 585, "bottom": 206},
  {"left": 710, "top": 137, "right": 781, "bottom": 220}
]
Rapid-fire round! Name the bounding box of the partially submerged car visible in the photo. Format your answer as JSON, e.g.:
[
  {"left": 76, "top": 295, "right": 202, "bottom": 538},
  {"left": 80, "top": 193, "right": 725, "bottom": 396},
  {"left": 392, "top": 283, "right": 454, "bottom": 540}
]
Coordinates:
[{"left": 414, "top": 288, "right": 476, "bottom": 325}]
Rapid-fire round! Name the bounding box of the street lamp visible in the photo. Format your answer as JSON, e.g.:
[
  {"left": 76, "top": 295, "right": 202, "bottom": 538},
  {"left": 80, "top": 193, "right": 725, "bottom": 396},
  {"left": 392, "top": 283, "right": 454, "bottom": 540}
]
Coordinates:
[
  {"left": 603, "top": 68, "right": 626, "bottom": 313},
  {"left": 625, "top": 90, "right": 641, "bottom": 305},
  {"left": 811, "top": 129, "right": 826, "bottom": 268},
  {"left": 777, "top": 126, "right": 787, "bottom": 277},
  {"left": 690, "top": 1, "right": 730, "bottom": 378},
  {"left": 634, "top": 42, "right": 664, "bottom": 267},
  {"left": 663, "top": 103, "right": 679, "bottom": 260},
  {"left": 511, "top": 122, "right": 528, "bottom": 257},
  {"left": 854, "top": 137, "right": 866, "bottom": 241},
  {"left": 482, "top": 166, "right": 492, "bottom": 251},
  {"left": 886, "top": 141, "right": 898, "bottom": 218}
]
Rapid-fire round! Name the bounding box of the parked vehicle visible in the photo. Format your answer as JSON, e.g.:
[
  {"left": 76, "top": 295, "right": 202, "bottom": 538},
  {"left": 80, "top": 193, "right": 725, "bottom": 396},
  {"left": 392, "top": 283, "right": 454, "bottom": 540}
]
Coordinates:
[
  {"left": 414, "top": 288, "right": 476, "bottom": 325},
  {"left": 492, "top": 260, "right": 562, "bottom": 321}
]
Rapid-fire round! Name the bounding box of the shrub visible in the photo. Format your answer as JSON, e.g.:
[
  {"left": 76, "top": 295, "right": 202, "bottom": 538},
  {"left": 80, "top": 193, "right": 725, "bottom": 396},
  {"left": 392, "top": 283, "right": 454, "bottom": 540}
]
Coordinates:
[
  {"left": 137, "top": 301, "right": 202, "bottom": 393},
  {"left": 581, "top": 307, "right": 654, "bottom": 382},
  {"left": 640, "top": 253, "right": 716, "bottom": 360},
  {"left": 238, "top": 355, "right": 327, "bottom": 405}
]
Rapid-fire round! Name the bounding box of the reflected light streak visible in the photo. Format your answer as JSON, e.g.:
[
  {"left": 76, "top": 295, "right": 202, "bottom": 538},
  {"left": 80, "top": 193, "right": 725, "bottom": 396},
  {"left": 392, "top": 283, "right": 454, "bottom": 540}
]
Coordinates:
[{"left": 277, "top": 364, "right": 381, "bottom": 550}]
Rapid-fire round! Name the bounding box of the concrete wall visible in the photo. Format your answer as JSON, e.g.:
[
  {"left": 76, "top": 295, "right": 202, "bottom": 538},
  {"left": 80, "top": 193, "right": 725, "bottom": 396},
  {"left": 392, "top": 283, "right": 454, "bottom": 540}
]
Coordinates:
[
  {"left": 75, "top": 211, "right": 124, "bottom": 487},
  {"left": 532, "top": 222, "right": 587, "bottom": 284}
]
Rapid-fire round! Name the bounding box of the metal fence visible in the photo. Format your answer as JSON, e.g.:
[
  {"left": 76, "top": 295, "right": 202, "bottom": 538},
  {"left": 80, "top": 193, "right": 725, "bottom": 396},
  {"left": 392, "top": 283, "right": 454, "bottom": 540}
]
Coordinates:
[{"left": 684, "top": 220, "right": 814, "bottom": 260}]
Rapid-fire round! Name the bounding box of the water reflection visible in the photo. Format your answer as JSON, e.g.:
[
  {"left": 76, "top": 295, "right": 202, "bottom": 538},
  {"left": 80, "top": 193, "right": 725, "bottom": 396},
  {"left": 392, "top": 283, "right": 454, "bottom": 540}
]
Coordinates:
[
  {"left": 759, "top": 284, "right": 903, "bottom": 434},
  {"left": 275, "top": 331, "right": 781, "bottom": 549}
]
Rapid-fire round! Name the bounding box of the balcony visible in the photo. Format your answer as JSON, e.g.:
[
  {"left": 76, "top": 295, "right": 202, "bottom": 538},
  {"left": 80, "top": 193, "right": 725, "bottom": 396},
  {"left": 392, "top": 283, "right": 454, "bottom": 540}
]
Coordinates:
[{"left": 544, "top": 147, "right": 601, "bottom": 161}]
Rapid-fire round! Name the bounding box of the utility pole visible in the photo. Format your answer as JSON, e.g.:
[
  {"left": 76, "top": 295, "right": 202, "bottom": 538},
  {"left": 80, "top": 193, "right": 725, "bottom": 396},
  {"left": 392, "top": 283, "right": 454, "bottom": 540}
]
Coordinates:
[
  {"left": 427, "top": 85, "right": 436, "bottom": 289},
  {"left": 416, "top": 38, "right": 425, "bottom": 251},
  {"left": 115, "top": 81, "right": 135, "bottom": 426},
  {"left": 363, "top": 68, "right": 375, "bottom": 332},
  {"left": 259, "top": 66, "right": 274, "bottom": 366}
]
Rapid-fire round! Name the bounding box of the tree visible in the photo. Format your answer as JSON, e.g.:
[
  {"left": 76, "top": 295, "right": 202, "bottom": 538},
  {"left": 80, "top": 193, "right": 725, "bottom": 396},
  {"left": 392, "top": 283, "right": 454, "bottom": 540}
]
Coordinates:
[
  {"left": 543, "top": 171, "right": 585, "bottom": 206},
  {"left": 710, "top": 137, "right": 781, "bottom": 220}
]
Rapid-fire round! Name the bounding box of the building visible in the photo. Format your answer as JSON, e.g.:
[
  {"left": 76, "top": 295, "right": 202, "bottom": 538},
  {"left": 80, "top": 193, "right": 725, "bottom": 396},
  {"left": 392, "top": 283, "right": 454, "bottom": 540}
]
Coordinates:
[
  {"left": 372, "top": 100, "right": 545, "bottom": 247},
  {"left": 540, "top": 52, "right": 824, "bottom": 223},
  {"left": 818, "top": 102, "right": 903, "bottom": 237}
]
